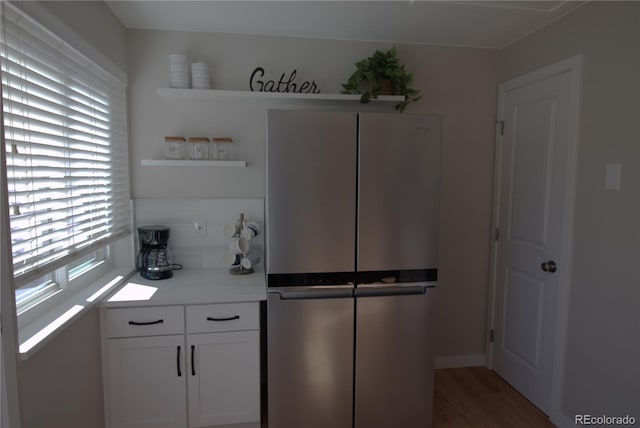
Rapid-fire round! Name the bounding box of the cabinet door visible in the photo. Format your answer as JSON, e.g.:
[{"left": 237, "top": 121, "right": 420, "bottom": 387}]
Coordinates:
[
  {"left": 187, "top": 331, "right": 260, "bottom": 427},
  {"left": 107, "top": 335, "right": 187, "bottom": 428}
]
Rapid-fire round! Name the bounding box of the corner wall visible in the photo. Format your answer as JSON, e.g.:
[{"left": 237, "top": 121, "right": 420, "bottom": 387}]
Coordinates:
[
  {"left": 500, "top": 1, "right": 640, "bottom": 421},
  {"left": 18, "top": 309, "right": 105, "bottom": 428}
]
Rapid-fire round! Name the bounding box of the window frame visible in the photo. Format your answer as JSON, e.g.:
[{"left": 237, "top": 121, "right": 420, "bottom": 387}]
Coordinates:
[
  {"left": 0, "top": 1, "right": 130, "bottom": 320},
  {"left": 15, "top": 246, "right": 112, "bottom": 317}
]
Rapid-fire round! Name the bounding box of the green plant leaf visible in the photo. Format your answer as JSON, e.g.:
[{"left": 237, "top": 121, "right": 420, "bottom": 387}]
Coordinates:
[{"left": 341, "top": 45, "right": 421, "bottom": 112}]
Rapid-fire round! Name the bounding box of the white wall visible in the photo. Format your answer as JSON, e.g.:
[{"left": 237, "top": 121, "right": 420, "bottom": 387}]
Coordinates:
[
  {"left": 10, "top": 0, "right": 126, "bottom": 78},
  {"left": 18, "top": 309, "right": 105, "bottom": 428},
  {"left": 127, "top": 29, "right": 500, "bottom": 360},
  {"left": 500, "top": 1, "right": 640, "bottom": 420},
  {"left": 134, "top": 198, "right": 264, "bottom": 269}
]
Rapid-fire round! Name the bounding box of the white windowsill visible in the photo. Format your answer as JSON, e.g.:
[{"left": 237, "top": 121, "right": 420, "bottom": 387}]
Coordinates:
[{"left": 17, "top": 267, "right": 136, "bottom": 360}]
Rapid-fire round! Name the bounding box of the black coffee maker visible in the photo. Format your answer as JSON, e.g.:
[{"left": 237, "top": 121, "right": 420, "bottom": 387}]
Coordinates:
[{"left": 137, "top": 225, "right": 173, "bottom": 280}]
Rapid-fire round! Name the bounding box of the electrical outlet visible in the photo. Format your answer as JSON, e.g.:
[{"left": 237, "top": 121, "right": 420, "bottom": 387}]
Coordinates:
[{"left": 194, "top": 219, "right": 207, "bottom": 237}]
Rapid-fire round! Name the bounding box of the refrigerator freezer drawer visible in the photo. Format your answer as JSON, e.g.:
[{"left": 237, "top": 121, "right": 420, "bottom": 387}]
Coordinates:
[
  {"left": 267, "top": 293, "right": 354, "bottom": 428},
  {"left": 355, "top": 288, "right": 437, "bottom": 428}
]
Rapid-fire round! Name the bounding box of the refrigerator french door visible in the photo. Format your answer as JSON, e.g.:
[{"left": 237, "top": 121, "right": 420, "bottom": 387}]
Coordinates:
[
  {"left": 266, "top": 110, "right": 441, "bottom": 428},
  {"left": 267, "top": 111, "right": 357, "bottom": 428}
]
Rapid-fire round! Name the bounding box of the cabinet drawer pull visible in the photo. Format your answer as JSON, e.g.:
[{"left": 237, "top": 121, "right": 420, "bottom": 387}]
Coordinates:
[
  {"left": 206, "top": 315, "right": 240, "bottom": 322},
  {"left": 191, "top": 345, "right": 196, "bottom": 376},
  {"left": 177, "top": 346, "right": 182, "bottom": 377},
  {"left": 128, "top": 319, "right": 164, "bottom": 326}
]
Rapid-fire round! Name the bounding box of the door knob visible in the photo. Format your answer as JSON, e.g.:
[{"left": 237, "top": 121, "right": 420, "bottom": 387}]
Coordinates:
[{"left": 541, "top": 260, "right": 557, "bottom": 273}]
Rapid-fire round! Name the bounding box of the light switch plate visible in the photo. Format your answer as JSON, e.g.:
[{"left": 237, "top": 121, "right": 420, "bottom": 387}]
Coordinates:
[{"left": 605, "top": 163, "right": 621, "bottom": 190}]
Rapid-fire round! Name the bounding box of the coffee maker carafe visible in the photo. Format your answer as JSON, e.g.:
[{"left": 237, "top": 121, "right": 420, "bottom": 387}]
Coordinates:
[{"left": 137, "top": 225, "right": 173, "bottom": 280}]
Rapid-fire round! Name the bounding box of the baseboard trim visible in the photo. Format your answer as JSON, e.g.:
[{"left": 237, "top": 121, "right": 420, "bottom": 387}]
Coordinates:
[{"left": 435, "top": 354, "right": 487, "bottom": 369}]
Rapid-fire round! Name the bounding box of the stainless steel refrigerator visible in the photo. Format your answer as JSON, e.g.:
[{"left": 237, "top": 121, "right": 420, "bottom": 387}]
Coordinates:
[{"left": 266, "top": 110, "right": 441, "bottom": 428}]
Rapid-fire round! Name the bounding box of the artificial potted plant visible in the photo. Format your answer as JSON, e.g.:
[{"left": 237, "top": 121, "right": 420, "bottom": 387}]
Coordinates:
[{"left": 341, "top": 46, "right": 421, "bottom": 112}]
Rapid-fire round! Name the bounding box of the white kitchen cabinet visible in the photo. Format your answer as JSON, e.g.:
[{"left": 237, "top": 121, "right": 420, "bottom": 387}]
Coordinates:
[
  {"left": 102, "top": 302, "right": 261, "bottom": 428},
  {"left": 106, "top": 305, "right": 185, "bottom": 338},
  {"left": 188, "top": 331, "right": 260, "bottom": 427},
  {"left": 186, "top": 302, "right": 260, "bottom": 427},
  {"left": 186, "top": 303, "right": 259, "bottom": 334},
  {"left": 106, "top": 335, "right": 187, "bottom": 428}
]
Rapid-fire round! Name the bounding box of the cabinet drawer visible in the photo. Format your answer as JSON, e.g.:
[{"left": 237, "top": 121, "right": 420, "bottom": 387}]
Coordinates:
[
  {"left": 186, "top": 302, "right": 259, "bottom": 334},
  {"left": 106, "top": 306, "right": 185, "bottom": 338}
]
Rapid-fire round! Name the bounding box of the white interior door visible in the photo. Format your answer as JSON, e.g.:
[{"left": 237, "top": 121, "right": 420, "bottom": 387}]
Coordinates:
[{"left": 492, "top": 67, "right": 576, "bottom": 415}]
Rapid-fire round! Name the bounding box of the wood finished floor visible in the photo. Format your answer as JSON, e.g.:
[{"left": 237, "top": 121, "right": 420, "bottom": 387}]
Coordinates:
[{"left": 434, "top": 367, "right": 556, "bottom": 428}]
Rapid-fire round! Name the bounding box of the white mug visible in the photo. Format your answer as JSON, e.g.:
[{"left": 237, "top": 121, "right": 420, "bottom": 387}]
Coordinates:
[
  {"left": 224, "top": 221, "right": 241, "bottom": 238},
  {"left": 246, "top": 247, "right": 261, "bottom": 266},
  {"left": 224, "top": 252, "right": 241, "bottom": 266},
  {"left": 240, "top": 220, "right": 260, "bottom": 240},
  {"left": 241, "top": 257, "right": 252, "bottom": 269},
  {"left": 228, "top": 237, "right": 249, "bottom": 255},
  {"left": 240, "top": 227, "right": 256, "bottom": 240}
]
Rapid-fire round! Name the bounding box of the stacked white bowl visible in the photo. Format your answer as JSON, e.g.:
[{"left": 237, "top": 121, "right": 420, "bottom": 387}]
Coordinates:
[
  {"left": 168, "top": 54, "right": 189, "bottom": 88},
  {"left": 191, "top": 61, "right": 211, "bottom": 89}
]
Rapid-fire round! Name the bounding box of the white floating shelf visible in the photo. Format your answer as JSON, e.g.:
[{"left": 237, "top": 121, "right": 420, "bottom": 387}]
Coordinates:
[
  {"left": 157, "top": 88, "right": 405, "bottom": 104},
  {"left": 141, "top": 159, "right": 246, "bottom": 167}
]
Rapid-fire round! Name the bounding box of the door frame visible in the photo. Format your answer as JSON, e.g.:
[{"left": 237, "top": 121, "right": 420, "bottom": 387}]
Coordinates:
[{"left": 487, "top": 55, "right": 582, "bottom": 425}]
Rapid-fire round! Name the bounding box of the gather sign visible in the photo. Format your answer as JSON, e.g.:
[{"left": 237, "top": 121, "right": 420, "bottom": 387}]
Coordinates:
[{"left": 249, "top": 67, "right": 320, "bottom": 94}]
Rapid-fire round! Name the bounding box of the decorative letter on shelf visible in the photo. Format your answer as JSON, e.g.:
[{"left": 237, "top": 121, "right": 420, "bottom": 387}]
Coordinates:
[{"left": 249, "top": 67, "right": 320, "bottom": 94}]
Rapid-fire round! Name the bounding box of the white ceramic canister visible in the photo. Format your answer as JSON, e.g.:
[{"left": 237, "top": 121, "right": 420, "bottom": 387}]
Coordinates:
[
  {"left": 168, "top": 54, "right": 189, "bottom": 88},
  {"left": 191, "top": 61, "right": 211, "bottom": 90}
]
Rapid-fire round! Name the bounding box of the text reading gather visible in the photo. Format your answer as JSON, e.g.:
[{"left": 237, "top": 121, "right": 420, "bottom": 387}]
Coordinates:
[{"left": 249, "top": 67, "right": 320, "bottom": 94}]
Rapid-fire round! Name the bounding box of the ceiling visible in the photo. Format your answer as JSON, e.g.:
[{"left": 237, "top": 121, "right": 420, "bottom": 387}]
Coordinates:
[{"left": 105, "top": 0, "right": 587, "bottom": 49}]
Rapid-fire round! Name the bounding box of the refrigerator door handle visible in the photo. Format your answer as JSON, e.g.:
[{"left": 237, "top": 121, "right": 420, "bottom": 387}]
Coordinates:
[
  {"left": 272, "top": 287, "right": 354, "bottom": 300},
  {"left": 357, "top": 281, "right": 437, "bottom": 289},
  {"left": 355, "top": 285, "right": 428, "bottom": 297}
]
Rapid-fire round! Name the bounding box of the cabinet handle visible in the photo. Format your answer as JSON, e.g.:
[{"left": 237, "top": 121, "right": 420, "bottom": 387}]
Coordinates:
[
  {"left": 191, "top": 345, "right": 196, "bottom": 376},
  {"left": 128, "top": 319, "right": 164, "bottom": 326},
  {"left": 177, "top": 346, "right": 182, "bottom": 377},
  {"left": 206, "top": 315, "right": 240, "bottom": 322}
]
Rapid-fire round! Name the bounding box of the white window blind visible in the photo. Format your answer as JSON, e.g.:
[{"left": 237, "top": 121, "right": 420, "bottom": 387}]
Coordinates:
[{"left": 1, "top": 4, "right": 129, "bottom": 287}]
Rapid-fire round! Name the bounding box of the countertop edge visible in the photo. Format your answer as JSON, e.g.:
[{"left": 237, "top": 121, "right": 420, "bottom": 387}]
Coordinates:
[{"left": 99, "top": 267, "right": 267, "bottom": 308}]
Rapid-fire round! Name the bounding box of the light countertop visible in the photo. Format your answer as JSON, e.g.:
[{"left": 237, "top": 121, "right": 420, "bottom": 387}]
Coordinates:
[{"left": 100, "top": 267, "right": 267, "bottom": 308}]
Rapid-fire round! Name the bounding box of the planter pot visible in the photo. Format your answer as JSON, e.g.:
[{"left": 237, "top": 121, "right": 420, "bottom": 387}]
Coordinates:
[{"left": 378, "top": 79, "right": 392, "bottom": 95}]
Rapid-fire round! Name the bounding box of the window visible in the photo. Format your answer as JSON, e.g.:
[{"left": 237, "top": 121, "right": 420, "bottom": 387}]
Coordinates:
[{"left": 0, "top": 3, "right": 129, "bottom": 311}]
